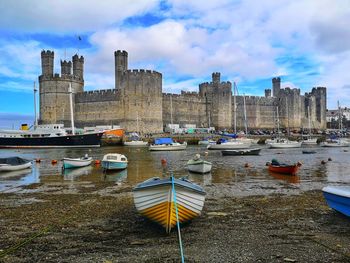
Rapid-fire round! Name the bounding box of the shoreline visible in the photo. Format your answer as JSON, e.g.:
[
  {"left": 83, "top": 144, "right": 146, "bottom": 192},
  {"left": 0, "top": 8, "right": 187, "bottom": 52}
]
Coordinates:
[{"left": 0, "top": 182, "right": 349, "bottom": 262}]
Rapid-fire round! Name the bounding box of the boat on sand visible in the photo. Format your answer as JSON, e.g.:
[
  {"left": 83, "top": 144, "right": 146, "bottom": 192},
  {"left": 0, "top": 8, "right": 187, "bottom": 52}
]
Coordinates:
[
  {"left": 62, "top": 155, "right": 93, "bottom": 169},
  {"left": 187, "top": 154, "right": 212, "bottom": 173},
  {"left": 267, "top": 159, "right": 302, "bottom": 175},
  {"left": 0, "top": 157, "right": 32, "bottom": 172},
  {"left": 322, "top": 186, "right": 350, "bottom": 217}
]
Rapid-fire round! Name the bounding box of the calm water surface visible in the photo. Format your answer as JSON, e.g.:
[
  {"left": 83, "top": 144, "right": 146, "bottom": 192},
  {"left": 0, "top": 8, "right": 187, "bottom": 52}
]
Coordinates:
[{"left": 0, "top": 145, "right": 349, "bottom": 193}]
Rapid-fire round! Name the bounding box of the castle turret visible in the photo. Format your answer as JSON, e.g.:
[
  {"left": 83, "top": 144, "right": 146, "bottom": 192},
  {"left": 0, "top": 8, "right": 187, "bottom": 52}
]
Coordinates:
[
  {"left": 41, "top": 50, "right": 54, "bottom": 76},
  {"left": 265, "top": 89, "right": 272, "bottom": 97},
  {"left": 212, "top": 72, "right": 221, "bottom": 84},
  {"left": 72, "top": 54, "right": 84, "bottom": 80},
  {"left": 61, "top": 60, "right": 72, "bottom": 75},
  {"left": 114, "top": 50, "right": 128, "bottom": 89},
  {"left": 272, "top": 77, "right": 281, "bottom": 97}
]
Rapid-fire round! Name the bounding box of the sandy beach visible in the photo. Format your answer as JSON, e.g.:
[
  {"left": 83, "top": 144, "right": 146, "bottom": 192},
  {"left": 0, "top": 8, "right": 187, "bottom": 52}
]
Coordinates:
[{"left": 0, "top": 180, "right": 349, "bottom": 263}]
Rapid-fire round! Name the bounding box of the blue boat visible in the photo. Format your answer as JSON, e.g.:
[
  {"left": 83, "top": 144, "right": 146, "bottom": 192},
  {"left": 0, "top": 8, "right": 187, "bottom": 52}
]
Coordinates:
[
  {"left": 101, "top": 153, "right": 128, "bottom": 170},
  {"left": 322, "top": 186, "right": 350, "bottom": 217}
]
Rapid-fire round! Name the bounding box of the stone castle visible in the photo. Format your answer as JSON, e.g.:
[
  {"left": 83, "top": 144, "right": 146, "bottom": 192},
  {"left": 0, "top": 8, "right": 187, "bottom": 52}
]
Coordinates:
[{"left": 39, "top": 50, "right": 327, "bottom": 133}]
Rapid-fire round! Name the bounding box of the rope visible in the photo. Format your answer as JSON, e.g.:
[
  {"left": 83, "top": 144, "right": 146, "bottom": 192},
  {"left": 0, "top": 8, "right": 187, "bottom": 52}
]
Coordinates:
[{"left": 171, "top": 175, "right": 185, "bottom": 263}]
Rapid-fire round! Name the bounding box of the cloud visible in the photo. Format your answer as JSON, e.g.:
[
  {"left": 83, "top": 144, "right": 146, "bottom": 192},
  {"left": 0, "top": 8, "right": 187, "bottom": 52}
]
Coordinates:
[{"left": 0, "top": 0, "right": 159, "bottom": 32}]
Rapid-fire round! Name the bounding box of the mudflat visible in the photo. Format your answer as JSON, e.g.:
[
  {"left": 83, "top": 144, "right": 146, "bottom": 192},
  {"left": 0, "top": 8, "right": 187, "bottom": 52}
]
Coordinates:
[{"left": 0, "top": 181, "right": 349, "bottom": 262}]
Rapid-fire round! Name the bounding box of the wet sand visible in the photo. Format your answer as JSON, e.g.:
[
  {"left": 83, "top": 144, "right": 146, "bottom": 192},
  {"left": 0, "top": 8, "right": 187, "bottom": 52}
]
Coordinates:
[{"left": 0, "top": 181, "right": 349, "bottom": 263}]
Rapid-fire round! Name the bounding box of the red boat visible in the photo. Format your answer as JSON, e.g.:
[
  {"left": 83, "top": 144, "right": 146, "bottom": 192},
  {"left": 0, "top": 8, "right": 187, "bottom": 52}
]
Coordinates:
[{"left": 267, "top": 160, "right": 302, "bottom": 175}]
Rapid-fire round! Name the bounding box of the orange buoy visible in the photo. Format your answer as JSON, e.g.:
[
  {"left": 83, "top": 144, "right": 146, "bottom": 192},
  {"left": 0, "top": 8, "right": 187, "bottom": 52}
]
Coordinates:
[
  {"left": 161, "top": 158, "right": 167, "bottom": 165},
  {"left": 321, "top": 160, "right": 326, "bottom": 164},
  {"left": 35, "top": 158, "right": 41, "bottom": 163},
  {"left": 51, "top": 159, "right": 58, "bottom": 165},
  {"left": 95, "top": 160, "right": 101, "bottom": 165}
]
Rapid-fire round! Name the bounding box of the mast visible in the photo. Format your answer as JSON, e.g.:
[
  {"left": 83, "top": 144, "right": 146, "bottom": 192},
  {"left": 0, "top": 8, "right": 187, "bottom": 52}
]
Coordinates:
[
  {"left": 170, "top": 95, "right": 173, "bottom": 125},
  {"left": 308, "top": 106, "right": 312, "bottom": 139},
  {"left": 286, "top": 98, "right": 290, "bottom": 137},
  {"left": 233, "top": 82, "right": 237, "bottom": 134},
  {"left": 33, "top": 81, "right": 38, "bottom": 129},
  {"left": 276, "top": 106, "right": 280, "bottom": 139},
  {"left": 243, "top": 94, "right": 248, "bottom": 135},
  {"left": 69, "top": 82, "right": 75, "bottom": 135},
  {"left": 338, "top": 101, "right": 342, "bottom": 131}
]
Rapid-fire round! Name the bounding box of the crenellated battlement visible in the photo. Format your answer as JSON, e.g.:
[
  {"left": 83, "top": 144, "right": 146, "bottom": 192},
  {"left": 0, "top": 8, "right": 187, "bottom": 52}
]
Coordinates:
[
  {"left": 123, "top": 69, "right": 162, "bottom": 78},
  {"left": 75, "top": 89, "right": 120, "bottom": 103}
]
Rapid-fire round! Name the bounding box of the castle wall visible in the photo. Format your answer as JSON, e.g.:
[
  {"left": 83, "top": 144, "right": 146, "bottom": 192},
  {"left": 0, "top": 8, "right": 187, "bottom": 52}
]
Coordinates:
[{"left": 162, "top": 92, "right": 207, "bottom": 128}]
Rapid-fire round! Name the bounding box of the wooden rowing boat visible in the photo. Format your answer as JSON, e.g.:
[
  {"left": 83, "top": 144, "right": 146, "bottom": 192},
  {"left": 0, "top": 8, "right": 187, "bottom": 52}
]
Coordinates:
[{"left": 133, "top": 177, "right": 206, "bottom": 233}]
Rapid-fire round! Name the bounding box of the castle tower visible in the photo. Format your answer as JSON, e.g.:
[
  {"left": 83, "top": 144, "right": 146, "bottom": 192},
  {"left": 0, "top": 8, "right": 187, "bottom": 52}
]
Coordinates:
[
  {"left": 72, "top": 54, "right": 84, "bottom": 80},
  {"left": 212, "top": 72, "right": 220, "bottom": 84},
  {"left": 61, "top": 60, "right": 72, "bottom": 75},
  {"left": 272, "top": 77, "right": 281, "bottom": 97},
  {"left": 41, "top": 50, "right": 54, "bottom": 76},
  {"left": 114, "top": 50, "right": 128, "bottom": 89}
]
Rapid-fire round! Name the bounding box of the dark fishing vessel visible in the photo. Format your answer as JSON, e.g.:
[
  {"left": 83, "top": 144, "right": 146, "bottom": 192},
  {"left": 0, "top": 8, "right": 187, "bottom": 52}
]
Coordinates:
[{"left": 0, "top": 124, "right": 103, "bottom": 148}]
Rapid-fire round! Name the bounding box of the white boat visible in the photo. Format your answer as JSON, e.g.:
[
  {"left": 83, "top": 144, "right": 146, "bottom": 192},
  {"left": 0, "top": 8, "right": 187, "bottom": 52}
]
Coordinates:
[
  {"left": 149, "top": 137, "right": 187, "bottom": 151},
  {"left": 187, "top": 154, "right": 212, "bottom": 173},
  {"left": 198, "top": 139, "right": 216, "bottom": 145},
  {"left": 322, "top": 139, "right": 349, "bottom": 147},
  {"left": 268, "top": 139, "right": 302, "bottom": 148},
  {"left": 124, "top": 140, "right": 148, "bottom": 146},
  {"left": 0, "top": 157, "right": 32, "bottom": 172},
  {"left": 102, "top": 153, "right": 128, "bottom": 170},
  {"left": 62, "top": 155, "right": 93, "bottom": 169},
  {"left": 322, "top": 186, "right": 350, "bottom": 217},
  {"left": 207, "top": 138, "right": 251, "bottom": 150},
  {"left": 133, "top": 176, "right": 206, "bottom": 233},
  {"left": 302, "top": 137, "right": 318, "bottom": 145}
]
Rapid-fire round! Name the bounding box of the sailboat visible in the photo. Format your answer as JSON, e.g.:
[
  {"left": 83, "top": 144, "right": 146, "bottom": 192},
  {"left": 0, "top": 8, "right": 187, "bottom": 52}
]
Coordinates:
[
  {"left": 124, "top": 112, "right": 148, "bottom": 146},
  {"left": 302, "top": 106, "right": 318, "bottom": 145},
  {"left": 267, "top": 103, "right": 302, "bottom": 149}
]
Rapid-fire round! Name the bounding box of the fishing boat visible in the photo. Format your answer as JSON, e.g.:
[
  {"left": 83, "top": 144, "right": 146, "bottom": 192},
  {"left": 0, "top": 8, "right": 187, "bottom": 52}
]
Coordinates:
[
  {"left": 101, "top": 153, "right": 128, "bottom": 170},
  {"left": 133, "top": 176, "right": 206, "bottom": 233},
  {"left": 221, "top": 148, "right": 261, "bottom": 156},
  {"left": 267, "top": 159, "right": 302, "bottom": 175},
  {"left": 149, "top": 138, "right": 187, "bottom": 151},
  {"left": 62, "top": 154, "right": 93, "bottom": 169},
  {"left": 187, "top": 154, "right": 212, "bottom": 173},
  {"left": 322, "top": 186, "right": 350, "bottom": 217},
  {"left": 0, "top": 157, "right": 32, "bottom": 172}
]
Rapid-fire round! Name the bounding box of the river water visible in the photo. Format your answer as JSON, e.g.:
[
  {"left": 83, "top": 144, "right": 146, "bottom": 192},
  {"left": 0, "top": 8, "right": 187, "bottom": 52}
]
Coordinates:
[{"left": 0, "top": 145, "right": 349, "bottom": 194}]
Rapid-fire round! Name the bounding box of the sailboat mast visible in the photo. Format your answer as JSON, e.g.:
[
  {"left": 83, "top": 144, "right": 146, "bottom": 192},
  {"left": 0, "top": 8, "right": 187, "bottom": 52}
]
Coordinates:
[
  {"left": 33, "top": 81, "right": 38, "bottom": 129},
  {"left": 170, "top": 95, "right": 173, "bottom": 125},
  {"left": 286, "top": 98, "right": 290, "bottom": 137},
  {"left": 308, "top": 106, "right": 311, "bottom": 139},
  {"left": 338, "top": 101, "right": 342, "bottom": 131},
  {"left": 243, "top": 94, "right": 248, "bottom": 135},
  {"left": 276, "top": 106, "right": 280, "bottom": 139},
  {"left": 69, "top": 83, "right": 75, "bottom": 135},
  {"left": 233, "top": 82, "right": 237, "bottom": 134}
]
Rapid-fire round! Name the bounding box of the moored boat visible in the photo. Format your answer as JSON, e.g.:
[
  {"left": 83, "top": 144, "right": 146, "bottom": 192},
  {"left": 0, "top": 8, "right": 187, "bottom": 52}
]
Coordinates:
[
  {"left": 62, "top": 155, "right": 93, "bottom": 169},
  {"left": 221, "top": 148, "right": 261, "bottom": 156},
  {"left": 101, "top": 153, "right": 128, "bottom": 170},
  {"left": 0, "top": 124, "right": 103, "bottom": 148},
  {"left": 322, "top": 186, "right": 350, "bottom": 217},
  {"left": 0, "top": 157, "right": 32, "bottom": 172},
  {"left": 198, "top": 138, "right": 216, "bottom": 145},
  {"left": 302, "top": 150, "right": 317, "bottom": 154},
  {"left": 124, "top": 140, "right": 148, "bottom": 146},
  {"left": 267, "top": 159, "right": 301, "bottom": 175},
  {"left": 207, "top": 138, "right": 251, "bottom": 150},
  {"left": 321, "top": 139, "right": 349, "bottom": 147},
  {"left": 133, "top": 176, "right": 206, "bottom": 233},
  {"left": 268, "top": 139, "right": 302, "bottom": 148},
  {"left": 149, "top": 138, "right": 187, "bottom": 151},
  {"left": 187, "top": 154, "right": 212, "bottom": 173}
]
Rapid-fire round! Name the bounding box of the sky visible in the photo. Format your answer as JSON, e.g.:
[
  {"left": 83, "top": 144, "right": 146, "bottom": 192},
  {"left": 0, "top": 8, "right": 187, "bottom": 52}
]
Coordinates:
[{"left": 1, "top": 0, "right": 350, "bottom": 128}]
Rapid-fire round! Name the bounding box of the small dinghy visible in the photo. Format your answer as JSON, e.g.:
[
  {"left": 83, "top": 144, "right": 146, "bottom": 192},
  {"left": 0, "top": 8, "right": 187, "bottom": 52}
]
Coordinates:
[
  {"left": 302, "top": 150, "right": 317, "bottom": 154},
  {"left": 322, "top": 186, "right": 350, "bottom": 217},
  {"left": 102, "top": 153, "right": 128, "bottom": 170},
  {"left": 222, "top": 148, "right": 261, "bottom": 156},
  {"left": 267, "top": 159, "right": 302, "bottom": 175},
  {"left": 62, "top": 154, "right": 93, "bottom": 169},
  {"left": 187, "top": 154, "right": 212, "bottom": 174},
  {"left": 0, "top": 157, "right": 32, "bottom": 172},
  {"left": 133, "top": 176, "right": 206, "bottom": 233}
]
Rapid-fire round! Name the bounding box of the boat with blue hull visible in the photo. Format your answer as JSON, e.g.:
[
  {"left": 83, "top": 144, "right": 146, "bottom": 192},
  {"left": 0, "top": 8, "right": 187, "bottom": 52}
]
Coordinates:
[
  {"left": 322, "top": 186, "right": 350, "bottom": 217},
  {"left": 102, "top": 153, "right": 128, "bottom": 170}
]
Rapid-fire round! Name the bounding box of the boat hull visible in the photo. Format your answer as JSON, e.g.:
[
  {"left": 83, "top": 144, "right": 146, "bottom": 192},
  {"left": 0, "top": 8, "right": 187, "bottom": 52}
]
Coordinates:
[
  {"left": 268, "top": 141, "right": 302, "bottom": 148},
  {"left": 0, "top": 132, "right": 103, "bottom": 148},
  {"left": 124, "top": 140, "right": 148, "bottom": 146},
  {"left": 102, "top": 161, "right": 128, "bottom": 170},
  {"left": 207, "top": 141, "right": 251, "bottom": 150},
  {"left": 187, "top": 161, "right": 212, "bottom": 174},
  {"left": 0, "top": 161, "right": 32, "bottom": 172},
  {"left": 63, "top": 158, "right": 93, "bottom": 169},
  {"left": 222, "top": 148, "right": 261, "bottom": 156},
  {"left": 322, "top": 186, "right": 350, "bottom": 217},
  {"left": 268, "top": 164, "right": 300, "bottom": 175},
  {"left": 133, "top": 177, "right": 206, "bottom": 233}
]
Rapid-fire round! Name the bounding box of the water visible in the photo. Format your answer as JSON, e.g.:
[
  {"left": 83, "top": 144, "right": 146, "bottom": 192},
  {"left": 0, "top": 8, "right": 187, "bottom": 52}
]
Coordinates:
[{"left": 0, "top": 145, "right": 349, "bottom": 193}]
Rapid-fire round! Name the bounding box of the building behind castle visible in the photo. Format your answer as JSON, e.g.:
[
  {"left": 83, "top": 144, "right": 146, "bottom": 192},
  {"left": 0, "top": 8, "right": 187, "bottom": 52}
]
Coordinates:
[{"left": 39, "top": 50, "right": 327, "bottom": 132}]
